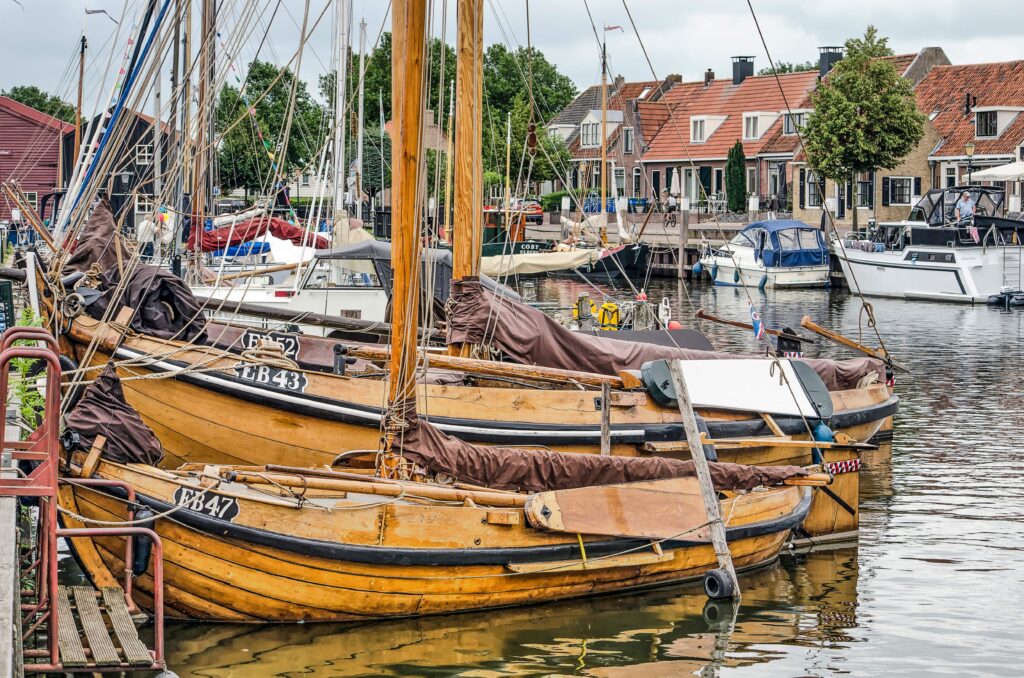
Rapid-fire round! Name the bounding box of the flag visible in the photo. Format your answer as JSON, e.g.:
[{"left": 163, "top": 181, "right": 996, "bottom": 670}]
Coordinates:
[
  {"left": 604, "top": 25, "right": 623, "bottom": 32},
  {"left": 747, "top": 300, "right": 765, "bottom": 340}
]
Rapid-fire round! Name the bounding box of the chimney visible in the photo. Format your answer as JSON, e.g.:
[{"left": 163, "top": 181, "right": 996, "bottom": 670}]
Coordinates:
[
  {"left": 818, "top": 46, "right": 844, "bottom": 78},
  {"left": 704, "top": 68, "right": 715, "bottom": 87},
  {"left": 666, "top": 73, "right": 682, "bottom": 84},
  {"left": 732, "top": 56, "right": 754, "bottom": 85}
]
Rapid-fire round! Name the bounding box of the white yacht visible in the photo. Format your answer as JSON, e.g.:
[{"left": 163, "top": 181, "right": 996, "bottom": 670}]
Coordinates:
[
  {"left": 697, "top": 220, "right": 830, "bottom": 289},
  {"left": 834, "top": 187, "right": 1024, "bottom": 303}
]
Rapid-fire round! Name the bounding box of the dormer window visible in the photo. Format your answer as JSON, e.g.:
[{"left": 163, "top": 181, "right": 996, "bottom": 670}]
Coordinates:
[
  {"left": 691, "top": 118, "right": 706, "bottom": 142},
  {"left": 977, "top": 111, "right": 997, "bottom": 138},
  {"left": 783, "top": 112, "right": 805, "bottom": 135},
  {"left": 743, "top": 114, "right": 759, "bottom": 140},
  {"left": 580, "top": 122, "right": 600, "bottom": 148}
]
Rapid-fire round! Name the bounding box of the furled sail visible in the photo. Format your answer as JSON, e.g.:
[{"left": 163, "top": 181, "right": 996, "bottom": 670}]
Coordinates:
[
  {"left": 189, "top": 215, "right": 330, "bottom": 252},
  {"left": 446, "top": 278, "right": 884, "bottom": 391}
]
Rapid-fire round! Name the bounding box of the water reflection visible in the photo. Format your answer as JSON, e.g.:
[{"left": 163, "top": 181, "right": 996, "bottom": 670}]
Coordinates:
[{"left": 127, "top": 549, "right": 856, "bottom": 677}]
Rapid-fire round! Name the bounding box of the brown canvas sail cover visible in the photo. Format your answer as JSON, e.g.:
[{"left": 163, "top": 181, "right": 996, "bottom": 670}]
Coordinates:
[
  {"left": 446, "top": 278, "right": 883, "bottom": 391},
  {"left": 64, "top": 363, "right": 164, "bottom": 466},
  {"left": 399, "top": 415, "right": 806, "bottom": 493},
  {"left": 64, "top": 199, "right": 132, "bottom": 274}
]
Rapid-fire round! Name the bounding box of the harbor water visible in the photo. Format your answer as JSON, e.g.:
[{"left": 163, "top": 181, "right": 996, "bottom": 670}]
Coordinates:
[{"left": 64, "top": 278, "right": 1024, "bottom": 677}]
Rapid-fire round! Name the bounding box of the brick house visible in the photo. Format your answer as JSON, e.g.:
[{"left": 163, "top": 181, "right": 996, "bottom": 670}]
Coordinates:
[
  {"left": 546, "top": 76, "right": 678, "bottom": 199},
  {"left": 790, "top": 47, "right": 950, "bottom": 227},
  {"left": 640, "top": 58, "right": 819, "bottom": 210},
  {"left": 916, "top": 60, "right": 1024, "bottom": 213},
  {"left": 0, "top": 96, "right": 73, "bottom": 222}
]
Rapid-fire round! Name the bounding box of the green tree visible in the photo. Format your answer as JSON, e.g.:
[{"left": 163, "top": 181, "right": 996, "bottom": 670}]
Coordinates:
[
  {"left": 725, "top": 140, "right": 747, "bottom": 213},
  {"left": 360, "top": 127, "right": 391, "bottom": 204},
  {"left": 757, "top": 60, "right": 817, "bottom": 76},
  {"left": 802, "top": 26, "right": 925, "bottom": 229},
  {"left": 216, "top": 60, "right": 326, "bottom": 196},
  {"left": 2, "top": 85, "right": 75, "bottom": 122}
]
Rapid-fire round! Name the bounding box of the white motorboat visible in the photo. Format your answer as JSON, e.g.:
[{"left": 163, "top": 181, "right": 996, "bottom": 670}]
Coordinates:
[
  {"left": 697, "top": 220, "right": 830, "bottom": 289},
  {"left": 834, "top": 187, "right": 1024, "bottom": 303}
]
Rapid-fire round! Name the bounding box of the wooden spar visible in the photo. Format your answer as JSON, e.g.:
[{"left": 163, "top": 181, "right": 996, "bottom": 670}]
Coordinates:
[
  {"left": 599, "top": 39, "right": 608, "bottom": 244},
  {"left": 385, "top": 0, "right": 427, "bottom": 422},
  {"left": 799, "top": 315, "right": 908, "bottom": 372},
  {"left": 2, "top": 184, "right": 56, "bottom": 250},
  {"left": 213, "top": 261, "right": 300, "bottom": 282},
  {"left": 442, "top": 81, "right": 454, "bottom": 242},
  {"left": 355, "top": 18, "right": 367, "bottom": 218},
  {"left": 695, "top": 308, "right": 815, "bottom": 344},
  {"left": 346, "top": 344, "right": 626, "bottom": 388},
  {"left": 74, "top": 35, "right": 87, "bottom": 164},
  {"left": 452, "top": 0, "right": 483, "bottom": 281},
  {"left": 503, "top": 113, "right": 512, "bottom": 240},
  {"left": 191, "top": 0, "right": 212, "bottom": 230},
  {"left": 667, "top": 359, "right": 740, "bottom": 599}
]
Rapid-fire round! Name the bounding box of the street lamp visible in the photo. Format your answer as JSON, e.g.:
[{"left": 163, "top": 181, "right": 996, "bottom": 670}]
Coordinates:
[{"left": 964, "top": 142, "right": 975, "bottom": 184}]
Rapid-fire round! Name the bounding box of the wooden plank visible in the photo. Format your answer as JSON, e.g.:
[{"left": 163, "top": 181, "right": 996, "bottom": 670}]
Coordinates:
[
  {"left": 101, "top": 587, "right": 153, "bottom": 666},
  {"left": 71, "top": 585, "right": 120, "bottom": 666},
  {"left": 761, "top": 414, "right": 785, "bottom": 437},
  {"left": 600, "top": 383, "right": 611, "bottom": 455},
  {"left": 524, "top": 477, "right": 709, "bottom": 541},
  {"left": 668, "top": 359, "right": 741, "bottom": 599},
  {"left": 800, "top": 315, "right": 909, "bottom": 372},
  {"left": 506, "top": 550, "right": 674, "bottom": 573},
  {"left": 55, "top": 586, "right": 88, "bottom": 668}
]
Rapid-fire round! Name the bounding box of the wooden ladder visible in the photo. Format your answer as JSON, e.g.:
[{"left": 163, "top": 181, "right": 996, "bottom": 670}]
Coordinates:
[{"left": 55, "top": 585, "right": 155, "bottom": 670}]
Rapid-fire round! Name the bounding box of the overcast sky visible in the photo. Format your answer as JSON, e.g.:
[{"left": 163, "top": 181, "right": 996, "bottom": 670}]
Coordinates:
[{"left": 3, "top": 0, "right": 1024, "bottom": 120}]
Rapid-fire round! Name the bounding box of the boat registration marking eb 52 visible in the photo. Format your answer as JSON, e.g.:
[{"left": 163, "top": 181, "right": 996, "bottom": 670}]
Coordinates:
[
  {"left": 173, "top": 487, "right": 240, "bottom": 521},
  {"left": 234, "top": 364, "right": 309, "bottom": 393}
]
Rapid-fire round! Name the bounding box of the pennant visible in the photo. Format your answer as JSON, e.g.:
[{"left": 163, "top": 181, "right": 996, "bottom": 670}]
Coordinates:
[{"left": 747, "top": 300, "right": 765, "bottom": 341}]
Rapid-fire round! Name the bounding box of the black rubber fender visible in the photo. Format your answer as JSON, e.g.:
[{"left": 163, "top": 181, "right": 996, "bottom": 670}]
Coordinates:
[{"left": 703, "top": 568, "right": 736, "bottom": 600}]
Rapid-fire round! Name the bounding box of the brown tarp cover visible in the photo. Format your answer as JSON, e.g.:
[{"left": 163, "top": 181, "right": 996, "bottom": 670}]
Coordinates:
[
  {"left": 88, "top": 265, "right": 208, "bottom": 342},
  {"left": 188, "top": 215, "right": 330, "bottom": 251},
  {"left": 446, "top": 279, "right": 884, "bottom": 391},
  {"left": 399, "top": 415, "right": 807, "bottom": 493},
  {"left": 65, "top": 199, "right": 131, "bottom": 274},
  {"left": 64, "top": 363, "right": 164, "bottom": 466}
]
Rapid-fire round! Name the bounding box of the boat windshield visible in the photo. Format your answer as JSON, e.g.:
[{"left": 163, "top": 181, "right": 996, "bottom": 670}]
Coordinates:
[
  {"left": 729, "top": 231, "right": 756, "bottom": 247},
  {"left": 303, "top": 258, "right": 383, "bottom": 289}
]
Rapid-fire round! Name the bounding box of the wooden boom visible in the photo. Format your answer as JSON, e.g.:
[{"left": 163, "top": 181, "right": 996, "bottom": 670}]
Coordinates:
[
  {"left": 799, "top": 315, "right": 908, "bottom": 372},
  {"left": 695, "top": 308, "right": 815, "bottom": 344}
]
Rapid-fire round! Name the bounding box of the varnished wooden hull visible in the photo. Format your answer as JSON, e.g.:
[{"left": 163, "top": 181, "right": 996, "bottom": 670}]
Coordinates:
[{"left": 59, "top": 462, "right": 811, "bottom": 622}]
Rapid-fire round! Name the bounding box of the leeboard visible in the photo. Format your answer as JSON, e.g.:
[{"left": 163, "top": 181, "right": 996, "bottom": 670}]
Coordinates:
[{"left": 524, "top": 476, "right": 710, "bottom": 541}]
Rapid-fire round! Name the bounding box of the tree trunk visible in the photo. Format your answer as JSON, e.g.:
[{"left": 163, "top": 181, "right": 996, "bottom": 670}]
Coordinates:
[{"left": 850, "top": 171, "right": 858, "bottom": 232}]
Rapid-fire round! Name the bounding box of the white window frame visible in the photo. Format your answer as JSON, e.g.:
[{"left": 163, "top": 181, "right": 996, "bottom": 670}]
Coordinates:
[
  {"left": 632, "top": 167, "right": 642, "bottom": 197},
  {"left": 301, "top": 173, "right": 311, "bottom": 187},
  {"left": 614, "top": 167, "right": 625, "bottom": 195},
  {"left": 889, "top": 176, "right": 913, "bottom": 206},
  {"left": 807, "top": 171, "right": 823, "bottom": 208},
  {"left": 743, "top": 114, "right": 759, "bottom": 140},
  {"left": 746, "top": 167, "right": 757, "bottom": 195},
  {"left": 622, "top": 127, "right": 634, "bottom": 154},
  {"left": 135, "top": 194, "right": 155, "bottom": 218},
  {"left": 24, "top": 191, "right": 38, "bottom": 210},
  {"left": 690, "top": 118, "right": 706, "bottom": 143},
  {"left": 945, "top": 166, "right": 957, "bottom": 188},
  {"left": 135, "top": 142, "right": 153, "bottom": 165}
]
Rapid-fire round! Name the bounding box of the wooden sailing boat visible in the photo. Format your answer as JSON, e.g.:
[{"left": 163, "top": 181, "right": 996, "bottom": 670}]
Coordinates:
[{"left": 59, "top": 0, "right": 818, "bottom": 622}]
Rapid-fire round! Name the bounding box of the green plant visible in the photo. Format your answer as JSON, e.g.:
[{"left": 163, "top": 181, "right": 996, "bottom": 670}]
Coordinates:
[
  {"left": 725, "top": 140, "right": 747, "bottom": 212},
  {"left": 540, "top": 190, "right": 569, "bottom": 212},
  {"left": 10, "top": 308, "right": 44, "bottom": 428}
]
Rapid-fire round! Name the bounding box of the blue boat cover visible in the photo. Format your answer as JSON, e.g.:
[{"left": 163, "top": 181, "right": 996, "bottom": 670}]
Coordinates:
[
  {"left": 741, "top": 220, "right": 828, "bottom": 268},
  {"left": 212, "top": 241, "right": 272, "bottom": 257}
]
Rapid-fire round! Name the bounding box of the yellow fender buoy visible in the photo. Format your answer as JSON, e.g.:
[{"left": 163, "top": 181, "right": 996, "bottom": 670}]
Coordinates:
[{"left": 597, "top": 302, "right": 620, "bottom": 329}]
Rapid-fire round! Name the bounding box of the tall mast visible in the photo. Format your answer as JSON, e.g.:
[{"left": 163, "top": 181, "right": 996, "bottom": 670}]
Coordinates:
[
  {"left": 355, "top": 18, "right": 366, "bottom": 220},
  {"left": 452, "top": 0, "right": 483, "bottom": 281},
  {"left": 152, "top": 26, "right": 163, "bottom": 249},
  {"left": 503, "top": 112, "right": 511, "bottom": 237},
  {"left": 191, "top": 0, "right": 212, "bottom": 231},
  {"left": 333, "top": 0, "right": 352, "bottom": 225},
  {"left": 442, "top": 81, "right": 454, "bottom": 242},
  {"left": 73, "top": 35, "right": 87, "bottom": 166},
  {"left": 600, "top": 38, "right": 608, "bottom": 244},
  {"left": 383, "top": 0, "right": 427, "bottom": 460}
]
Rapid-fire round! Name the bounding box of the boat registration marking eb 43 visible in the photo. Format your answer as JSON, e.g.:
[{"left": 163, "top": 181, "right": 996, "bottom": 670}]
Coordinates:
[
  {"left": 233, "top": 363, "right": 309, "bottom": 393},
  {"left": 173, "top": 487, "right": 240, "bottom": 521}
]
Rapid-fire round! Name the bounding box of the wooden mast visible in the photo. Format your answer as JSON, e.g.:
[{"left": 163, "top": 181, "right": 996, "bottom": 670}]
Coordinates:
[
  {"left": 73, "top": 35, "right": 87, "bottom": 165},
  {"left": 599, "top": 38, "right": 608, "bottom": 244},
  {"left": 383, "top": 0, "right": 427, "bottom": 459},
  {"left": 452, "top": 0, "right": 483, "bottom": 281}
]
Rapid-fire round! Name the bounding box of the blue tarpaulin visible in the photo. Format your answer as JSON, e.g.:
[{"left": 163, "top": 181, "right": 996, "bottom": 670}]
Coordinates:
[
  {"left": 743, "top": 220, "right": 828, "bottom": 268},
  {"left": 212, "top": 241, "right": 271, "bottom": 257}
]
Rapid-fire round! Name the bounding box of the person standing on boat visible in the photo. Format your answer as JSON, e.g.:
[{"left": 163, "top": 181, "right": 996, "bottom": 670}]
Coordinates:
[{"left": 955, "top": 191, "right": 979, "bottom": 243}]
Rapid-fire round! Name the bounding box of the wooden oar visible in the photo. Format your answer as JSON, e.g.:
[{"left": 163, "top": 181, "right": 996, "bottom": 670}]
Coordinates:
[
  {"left": 695, "top": 308, "right": 815, "bottom": 344},
  {"left": 214, "top": 261, "right": 301, "bottom": 283},
  {"left": 799, "top": 315, "right": 909, "bottom": 373}
]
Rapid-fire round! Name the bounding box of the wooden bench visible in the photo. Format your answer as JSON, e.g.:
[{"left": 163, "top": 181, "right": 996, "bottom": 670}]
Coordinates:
[{"left": 56, "top": 585, "right": 154, "bottom": 669}]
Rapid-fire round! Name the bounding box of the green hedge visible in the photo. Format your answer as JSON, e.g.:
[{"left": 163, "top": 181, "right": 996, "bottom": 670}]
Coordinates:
[{"left": 541, "top": 190, "right": 569, "bottom": 212}]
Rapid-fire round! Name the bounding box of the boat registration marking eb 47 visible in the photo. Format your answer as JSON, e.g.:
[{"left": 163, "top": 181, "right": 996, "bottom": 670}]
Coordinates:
[
  {"left": 173, "top": 487, "right": 240, "bottom": 521},
  {"left": 233, "top": 364, "right": 309, "bottom": 393}
]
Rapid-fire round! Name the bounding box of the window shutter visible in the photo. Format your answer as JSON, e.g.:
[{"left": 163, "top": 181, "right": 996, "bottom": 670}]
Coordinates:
[
  {"left": 914, "top": 176, "right": 922, "bottom": 197},
  {"left": 881, "top": 176, "right": 890, "bottom": 206},
  {"left": 846, "top": 178, "right": 853, "bottom": 210},
  {"left": 868, "top": 171, "right": 875, "bottom": 209},
  {"left": 799, "top": 168, "right": 806, "bottom": 209}
]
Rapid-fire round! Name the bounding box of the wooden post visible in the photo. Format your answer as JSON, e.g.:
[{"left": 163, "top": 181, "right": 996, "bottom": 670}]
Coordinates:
[
  {"left": 667, "top": 359, "right": 741, "bottom": 600},
  {"left": 600, "top": 383, "right": 611, "bottom": 455},
  {"left": 386, "top": 0, "right": 428, "bottom": 413},
  {"left": 73, "top": 35, "right": 87, "bottom": 164},
  {"left": 680, "top": 207, "right": 690, "bottom": 279}
]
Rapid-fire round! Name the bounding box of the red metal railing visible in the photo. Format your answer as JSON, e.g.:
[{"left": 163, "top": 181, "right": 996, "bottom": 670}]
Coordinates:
[{"left": 0, "top": 326, "right": 164, "bottom": 672}]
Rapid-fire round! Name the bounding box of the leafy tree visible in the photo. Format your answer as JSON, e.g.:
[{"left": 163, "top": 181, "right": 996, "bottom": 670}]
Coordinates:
[
  {"left": 2, "top": 85, "right": 75, "bottom": 122},
  {"left": 725, "top": 140, "right": 747, "bottom": 212},
  {"left": 360, "top": 127, "right": 391, "bottom": 204},
  {"left": 802, "top": 26, "right": 925, "bottom": 229},
  {"left": 757, "top": 60, "right": 817, "bottom": 76},
  {"left": 216, "top": 60, "right": 326, "bottom": 195}
]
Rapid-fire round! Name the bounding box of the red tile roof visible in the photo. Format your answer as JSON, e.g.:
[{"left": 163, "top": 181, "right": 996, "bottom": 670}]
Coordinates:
[
  {"left": 914, "top": 60, "right": 1024, "bottom": 158},
  {"left": 644, "top": 71, "right": 818, "bottom": 162},
  {"left": 0, "top": 96, "right": 74, "bottom": 133},
  {"left": 568, "top": 126, "right": 622, "bottom": 160}
]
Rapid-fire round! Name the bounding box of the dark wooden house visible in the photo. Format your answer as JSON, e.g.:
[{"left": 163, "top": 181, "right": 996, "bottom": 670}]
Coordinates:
[{"left": 0, "top": 96, "right": 73, "bottom": 222}]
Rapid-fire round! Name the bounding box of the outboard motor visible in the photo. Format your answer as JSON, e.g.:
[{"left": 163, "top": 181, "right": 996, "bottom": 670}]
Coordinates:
[{"left": 776, "top": 326, "right": 802, "bottom": 358}]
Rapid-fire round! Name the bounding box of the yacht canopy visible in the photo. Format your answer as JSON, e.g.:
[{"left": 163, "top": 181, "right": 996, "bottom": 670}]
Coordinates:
[{"left": 734, "top": 220, "right": 828, "bottom": 268}]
